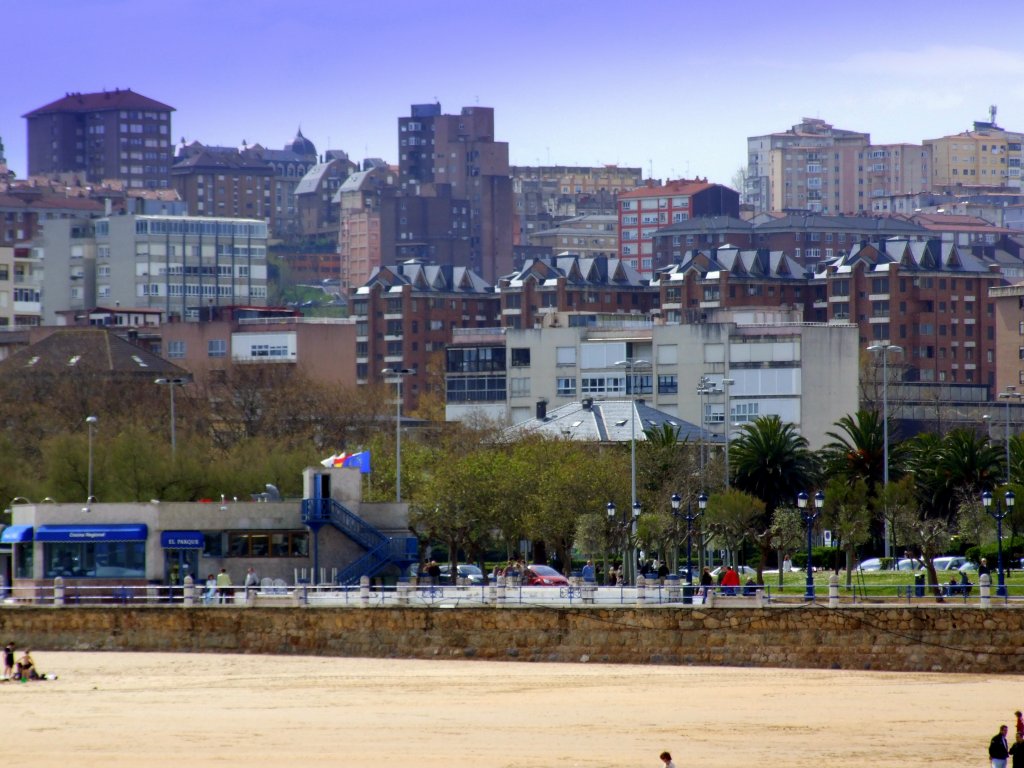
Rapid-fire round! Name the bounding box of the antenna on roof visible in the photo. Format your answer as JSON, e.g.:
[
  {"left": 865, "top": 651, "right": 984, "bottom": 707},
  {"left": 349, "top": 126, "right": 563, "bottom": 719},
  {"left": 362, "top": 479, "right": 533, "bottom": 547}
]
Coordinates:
[{"left": 990, "top": 104, "right": 998, "bottom": 125}]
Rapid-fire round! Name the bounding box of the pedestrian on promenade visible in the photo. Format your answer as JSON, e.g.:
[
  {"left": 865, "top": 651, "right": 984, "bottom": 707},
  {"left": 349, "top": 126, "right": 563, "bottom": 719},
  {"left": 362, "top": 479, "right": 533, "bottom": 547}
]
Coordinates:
[{"left": 216, "top": 568, "right": 232, "bottom": 603}]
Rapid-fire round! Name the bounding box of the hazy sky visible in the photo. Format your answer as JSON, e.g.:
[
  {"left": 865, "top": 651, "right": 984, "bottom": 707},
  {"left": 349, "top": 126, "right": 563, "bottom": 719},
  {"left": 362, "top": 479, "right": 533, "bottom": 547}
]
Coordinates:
[{"left": 5, "top": 0, "right": 1024, "bottom": 188}]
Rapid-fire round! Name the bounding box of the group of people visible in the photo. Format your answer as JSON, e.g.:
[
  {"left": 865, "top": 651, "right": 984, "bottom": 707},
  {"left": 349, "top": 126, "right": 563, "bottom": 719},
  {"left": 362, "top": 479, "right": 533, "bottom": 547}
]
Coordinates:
[
  {"left": 203, "top": 568, "right": 236, "bottom": 604},
  {"left": 989, "top": 711, "right": 1024, "bottom": 768},
  {"left": 2, "top": 642, "right": 50, "bottom": 682}
]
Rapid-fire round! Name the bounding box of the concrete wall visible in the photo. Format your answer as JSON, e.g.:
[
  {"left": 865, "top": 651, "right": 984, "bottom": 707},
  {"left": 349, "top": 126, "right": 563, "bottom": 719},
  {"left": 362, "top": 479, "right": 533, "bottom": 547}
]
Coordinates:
[{"left": 1, "top": 605, "right": 1020, "bottom": 674}]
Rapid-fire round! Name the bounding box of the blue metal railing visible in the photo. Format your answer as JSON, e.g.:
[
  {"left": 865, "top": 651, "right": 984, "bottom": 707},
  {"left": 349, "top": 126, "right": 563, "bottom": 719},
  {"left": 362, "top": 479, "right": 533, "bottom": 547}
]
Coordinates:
[{"left": 301, "top": 498, "right": 417, "bottom": 585}]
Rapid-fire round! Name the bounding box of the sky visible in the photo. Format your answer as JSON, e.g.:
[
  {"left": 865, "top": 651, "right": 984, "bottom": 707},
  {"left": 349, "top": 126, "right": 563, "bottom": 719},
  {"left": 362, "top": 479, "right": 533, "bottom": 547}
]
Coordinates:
[{"left": 5, "top": 0, "right": 1024, "bottom": 189}]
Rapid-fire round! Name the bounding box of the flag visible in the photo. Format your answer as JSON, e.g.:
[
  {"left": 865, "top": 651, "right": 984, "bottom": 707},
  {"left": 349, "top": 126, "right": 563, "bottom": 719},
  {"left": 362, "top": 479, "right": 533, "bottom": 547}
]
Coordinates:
[
  {"left": 341, "top": 451, "right": 371, "bottom": 474},
  {"left": 320, "top": 451, "right": 371, "bottom": 473}
]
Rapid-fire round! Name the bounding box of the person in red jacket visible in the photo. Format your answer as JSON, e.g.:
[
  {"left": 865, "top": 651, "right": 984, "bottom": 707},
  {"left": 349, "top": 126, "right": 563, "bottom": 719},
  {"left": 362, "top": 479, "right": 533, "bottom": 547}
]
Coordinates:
[{"left": 721, "top": 565, "right": 741, "bottom": 596}]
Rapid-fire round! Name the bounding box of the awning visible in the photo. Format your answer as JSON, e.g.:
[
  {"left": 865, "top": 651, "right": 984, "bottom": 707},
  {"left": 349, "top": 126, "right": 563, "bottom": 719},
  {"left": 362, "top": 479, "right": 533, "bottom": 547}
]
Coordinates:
[
  {"left": 35, "top": 524, "right": 148, "bottom": 542},
  {"left": 0, "top": 525, "right": 33, "bottom": 543},
  {"left": 161, "top": 530, "right": 204, "bottom": 549}
]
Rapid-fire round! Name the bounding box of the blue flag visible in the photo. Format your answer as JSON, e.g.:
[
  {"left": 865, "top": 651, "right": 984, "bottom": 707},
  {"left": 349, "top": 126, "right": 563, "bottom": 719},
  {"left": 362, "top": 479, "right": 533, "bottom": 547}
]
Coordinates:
[{"left": 342, "top": 451, "right": 371, "bottom": 474}]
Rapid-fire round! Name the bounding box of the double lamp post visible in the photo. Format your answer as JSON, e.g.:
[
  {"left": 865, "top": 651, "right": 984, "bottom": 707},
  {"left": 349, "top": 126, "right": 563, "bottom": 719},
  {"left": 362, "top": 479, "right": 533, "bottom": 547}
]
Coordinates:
[
  {"left": 981, "top": 489, "right": 1014, "bottom": 598},
  {"left": 797, "top": 490, "right": 825, "bottom": 600}
]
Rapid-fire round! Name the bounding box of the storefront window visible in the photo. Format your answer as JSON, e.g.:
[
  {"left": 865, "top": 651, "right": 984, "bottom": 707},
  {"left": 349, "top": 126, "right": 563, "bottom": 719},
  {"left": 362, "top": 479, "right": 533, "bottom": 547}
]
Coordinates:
[
  {"left": 43, "top": 541, "right": 145, "bottom": 578},
  {"left": 15, "top": 543, "right": 33, "bottom": 579},
  {"left": 227, "top": 531, "right": 309, "bottom": 558}
]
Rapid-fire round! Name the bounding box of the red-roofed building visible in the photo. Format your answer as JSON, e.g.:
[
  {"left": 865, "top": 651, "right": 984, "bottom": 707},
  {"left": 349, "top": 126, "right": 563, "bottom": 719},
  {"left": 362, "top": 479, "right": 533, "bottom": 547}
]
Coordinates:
[
  {"left": 23, "top": 88, "right": 174, "bottom": 190},
  {"left": 617, "top": 179, "right": 739, "bottom": 277}
]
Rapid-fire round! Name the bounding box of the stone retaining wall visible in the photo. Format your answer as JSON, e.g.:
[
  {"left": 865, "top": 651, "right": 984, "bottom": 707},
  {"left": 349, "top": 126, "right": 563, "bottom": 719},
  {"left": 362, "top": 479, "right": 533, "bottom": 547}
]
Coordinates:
[{"left": 2, "top": 605, "right": 1021, "bottom": 673}]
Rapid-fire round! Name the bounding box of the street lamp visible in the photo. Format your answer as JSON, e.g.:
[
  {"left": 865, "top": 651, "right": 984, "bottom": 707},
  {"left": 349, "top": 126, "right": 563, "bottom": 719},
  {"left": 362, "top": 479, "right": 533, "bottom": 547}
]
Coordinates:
[
  {"left": 981, "top": 489, "right": 1014, "bottom": 597},
  {"left": 696, "top": 375, "right": 715, "bottom": 482},
  {"left": 671, "top": 491, "right": 707, "bottom": 590},
  {"left": 867, "top": 343, "right": 902, "bottom": 559},
  {"left": 797, "top": 490, "right": 824, "bottom": 600},
  {"left": 154, "top": 377, "right": 188, "bottom": 457},
  {"left": 998, "top": 386, "right": 1022, "bottom": 484},
  {"left": 85, "top": 415, "right": 98, "bottom": 511},
  {"left": 381, "top": 367, "right": 415, "bottom": 503},
  {"left": 720, "top": 378, "right": 735, "bottom": 488},
  {"left": 615, "top": 358, "right": 650, "bottom": 514},
  {"left": 607, "top": 501, "right": 626, "bottom": 584}
]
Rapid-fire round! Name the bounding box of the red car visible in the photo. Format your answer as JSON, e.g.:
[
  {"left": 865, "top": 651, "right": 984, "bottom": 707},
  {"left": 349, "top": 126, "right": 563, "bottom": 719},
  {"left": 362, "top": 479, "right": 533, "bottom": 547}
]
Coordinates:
[{"left": 524, "top": 565, "right": 569, "bottom": 586}]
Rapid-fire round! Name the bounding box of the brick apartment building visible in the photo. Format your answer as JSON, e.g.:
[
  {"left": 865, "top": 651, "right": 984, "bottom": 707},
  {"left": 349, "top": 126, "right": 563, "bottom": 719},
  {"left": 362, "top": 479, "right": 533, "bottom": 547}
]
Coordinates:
[
  {"left": 352, "top": 260, "right": 500, "bottom": 409},
  {"left": 397, "top": 104, "right": 514, "bottom": 283},
  {"left": 24, "top": 89, "right": 174, "bottom": 189},
  {"left": 617, "top": 179, "right": 739, "bottom": 277}
]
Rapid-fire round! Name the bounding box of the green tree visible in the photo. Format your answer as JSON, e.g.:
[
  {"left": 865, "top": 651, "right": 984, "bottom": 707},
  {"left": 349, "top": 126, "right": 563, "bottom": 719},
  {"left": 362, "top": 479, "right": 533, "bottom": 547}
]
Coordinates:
[
  {"left": 702, "top": 488, "right": 765, "bottom": 576},
  {"left": 821, "top": 477, "right": 873, "bottom": 586},
  {"left": 730, "top": 415, "right": 818, "bottom": 580},
  {"left": 909, "top": 429, "right": 1002, "bottom": 519}
]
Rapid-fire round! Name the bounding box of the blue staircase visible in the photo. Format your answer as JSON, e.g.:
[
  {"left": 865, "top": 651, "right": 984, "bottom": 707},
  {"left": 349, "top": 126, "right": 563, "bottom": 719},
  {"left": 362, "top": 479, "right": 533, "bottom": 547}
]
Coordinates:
[{"left": 301, "top": 497, "right": 417, "bottom": 585}]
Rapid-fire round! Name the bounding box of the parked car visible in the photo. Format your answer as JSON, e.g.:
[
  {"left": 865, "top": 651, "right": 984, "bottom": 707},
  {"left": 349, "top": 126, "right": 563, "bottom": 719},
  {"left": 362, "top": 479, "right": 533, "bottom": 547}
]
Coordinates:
[
  {"left": 931, "top": 556, "right": 968, "bottom": 572},
  {"left": 438, "top": 564, "right": 484, "bottom": 585},
  {"left": 856, "top": 557, "right": 885, "bottom": 572},
  {"left": 524, "top": 565, "right": 569, "bottom": 586},
  {"left": 896, "top": 558, "right": 926, "bottom": 571}
]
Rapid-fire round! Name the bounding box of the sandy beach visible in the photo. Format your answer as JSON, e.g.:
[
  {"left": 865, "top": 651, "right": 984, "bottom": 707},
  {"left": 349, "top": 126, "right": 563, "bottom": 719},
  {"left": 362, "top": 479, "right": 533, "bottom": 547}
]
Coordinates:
[{"left": 3, "top": 651, "right": 1018, "bottom": 767}]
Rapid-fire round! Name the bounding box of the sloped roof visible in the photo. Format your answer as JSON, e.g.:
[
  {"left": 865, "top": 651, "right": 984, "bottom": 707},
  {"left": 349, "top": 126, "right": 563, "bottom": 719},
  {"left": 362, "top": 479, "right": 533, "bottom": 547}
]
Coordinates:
[
  {"left": 502, "top": 399, "right": 721, "bottom": 444},
  {"left": 357, "top": 260, "right": 493, "bottom": 295},
  {"left": 618, "top": 179, "right": 714, "bottom": 200},
  {"left": 24, "top": 89, "right": 174, "bottom": 117},
  {"left": 0, "top": 329, "right": 189, "bottom": 378},
  {"left": 502, "top": 254, "right": 646, "bottom": 289}
]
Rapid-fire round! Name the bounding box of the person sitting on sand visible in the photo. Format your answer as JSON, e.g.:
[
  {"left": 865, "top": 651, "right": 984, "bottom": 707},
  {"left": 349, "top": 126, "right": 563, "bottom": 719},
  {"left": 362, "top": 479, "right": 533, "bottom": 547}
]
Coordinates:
[{"left": 17, "top": 649, "right": 39, "bottom": 681}]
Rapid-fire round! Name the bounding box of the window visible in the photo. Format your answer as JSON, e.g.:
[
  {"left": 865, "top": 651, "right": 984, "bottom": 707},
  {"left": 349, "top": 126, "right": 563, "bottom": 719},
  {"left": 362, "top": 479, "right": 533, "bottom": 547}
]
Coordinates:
[
  {"left": 555, "top": 347, "right": 577, "bottom": 366},
  {"left": 208, "top": 339, "right": 227, "bottom": 358},
  {"left": 658, "top": 374, "right": 678, "bottom": 394},
  {"left": 510, "top": 377, "right": 531, "bottom": 397},
  {"left": 556, "top": 377, "right": 577, "bottom": 396},
  {"left": 510, "top": 348, "right": 531, "bottom": 367},
  {"left": 226, "top": 531, "right": 309, "bottom": 558},
  {"left": 167, "top": 340, "right": 185, "bottom": 358},
  {"left": 731, "top": 401, "right": 759, "bottom": 424},
  {"left": 44, "top": 541, "right": 145, "bottom": 579}
]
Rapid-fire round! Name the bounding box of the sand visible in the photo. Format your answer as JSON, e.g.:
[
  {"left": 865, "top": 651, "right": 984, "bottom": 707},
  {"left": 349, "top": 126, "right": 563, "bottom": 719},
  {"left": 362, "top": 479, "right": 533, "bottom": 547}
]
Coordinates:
[{"left": 3, "top": 651, "right": 1018, "bottom": 767}]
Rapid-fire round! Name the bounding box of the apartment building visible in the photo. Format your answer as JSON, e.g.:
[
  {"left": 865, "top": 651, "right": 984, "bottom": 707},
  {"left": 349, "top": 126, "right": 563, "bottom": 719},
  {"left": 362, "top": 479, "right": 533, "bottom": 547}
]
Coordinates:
[
  {"left": 478, "top": 309, "right": 859, "bottom": 449},
  {"left": 171, "top": 143, "right": 274, "bottom": 221},
  {"left": 0, "top": 246, "right": 13, "bottom": 327},
  {"left": 338, "top": 166, "right": 398, "bottom": 295},
  {"left": 512, "top": 164, "right": 642, "bottom": 244},
  {"left": 295, "top": 153, "right": 357, "bottom": 240},
  {"left": 24, "top": 89, "right": 174, "bottom": 189},
  {"left": 924, "top": 117, "right": 1024, "bottom": 192},
  {"left": 861, "top": 143, "right": 931, "bottom": 213},
  {"left": 617, "top": 179, "right": 739, "bottom": 277},
  {"left": 352, "top": 259, "right": 501, "bottom": 409},
  {"left": 746, "top": 118, "right": 870, "bottom": 214},
  {"left": 526, "top": 214, "right": 619, "bottom": 259},
  {"left": 397, "top": 104, "right": 514, "bottom": 282},
  {"left": 497, "top": 254, "right": 655, "bottom": 330},
  {"left": 111, "top": 214, "right": 267, "bottom": 320}
]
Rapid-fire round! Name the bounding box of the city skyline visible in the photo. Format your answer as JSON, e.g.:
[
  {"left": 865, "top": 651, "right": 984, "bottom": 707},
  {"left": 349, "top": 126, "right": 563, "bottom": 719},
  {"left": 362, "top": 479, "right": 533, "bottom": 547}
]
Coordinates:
[{"left": 5, "top": 1, "right": 1024, "bottom": 188}]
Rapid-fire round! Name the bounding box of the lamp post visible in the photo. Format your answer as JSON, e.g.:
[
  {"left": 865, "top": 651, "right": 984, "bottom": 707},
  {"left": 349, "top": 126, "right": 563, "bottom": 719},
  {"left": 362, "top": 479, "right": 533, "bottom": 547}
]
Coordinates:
[
  {"left": 720, "top": 378, "right": 734, "bottom": 488},
  {"left": 154, "top": 377, "right": 188, "bottom": 457},
  {"left": 797, "top": 490, "right": 824, "bottom": 600},
  {"left": 696, "top": 375, "right": 714, "bottom": 482},
  {"left": 85, "top": 415, "right": 98, "bottom": 510},
  {"left": 867, "top": 343, "right": 902, "bottom": 559},
  {"left": 381, "top": 367, "right": 414, "bottom": 503},
  {"left": 981, "top": 489, "right": 1014, "bottom": 597},
  {"left": 671, "top": 491, "right": 707, "bottom": 587},
  {"left": 998, "top": 386, "right": 1022, "bottom": 484},
  {"left": 615, "top": 359, "right": 650, "bottom": 520},
  {"left": 607, "top": 501, "right": 627, "bottom": 585}
]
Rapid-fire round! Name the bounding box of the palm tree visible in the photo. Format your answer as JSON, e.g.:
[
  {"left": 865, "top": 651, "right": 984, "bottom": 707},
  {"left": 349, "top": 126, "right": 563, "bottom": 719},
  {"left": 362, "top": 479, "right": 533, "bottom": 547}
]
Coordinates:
[
  {"left": 823, "top": 410, "right": 897, "bottom": 493},
  {"left": 909, "top": 429, "right": 1002, "bottom": 519},
  {"left": 730, "top": 415, "right": 819, "bottom": 579}
]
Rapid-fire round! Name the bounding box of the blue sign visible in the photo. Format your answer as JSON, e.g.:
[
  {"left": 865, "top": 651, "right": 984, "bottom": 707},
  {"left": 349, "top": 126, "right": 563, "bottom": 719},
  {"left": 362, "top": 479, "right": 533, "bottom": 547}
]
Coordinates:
[
  {"left": 1, "top": 525, "right": 33, "bottom": 543},
  {"left": 36, "top": 524, "right": 148, "bottom": 542},
  {"left": 160, "top": 531, "right": 204, "bottom": 549}
]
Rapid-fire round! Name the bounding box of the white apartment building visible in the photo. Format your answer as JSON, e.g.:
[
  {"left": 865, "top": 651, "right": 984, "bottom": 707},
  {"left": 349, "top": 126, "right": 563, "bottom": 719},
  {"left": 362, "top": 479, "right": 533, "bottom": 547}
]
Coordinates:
[
  {"left": 493, "top": 310, "right": 859, "bottom": 450},
  {"left": 35, "top": 213, "right": 269, "bottom": 324}
]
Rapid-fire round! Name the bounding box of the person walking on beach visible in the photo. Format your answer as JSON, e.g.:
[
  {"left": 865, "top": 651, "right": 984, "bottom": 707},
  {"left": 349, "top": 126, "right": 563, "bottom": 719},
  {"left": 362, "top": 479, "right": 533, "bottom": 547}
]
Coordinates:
[
  {"left": 991, "top": 724, "right": 1010, "bottom": 768},
  {"left": 1010, "top": 732, "right": 1024, "bottom": 768},
  {"left": 3, "top": 641, "right": 14, "bottom": 680},
  {"left": 659, "top": 751, "right": 676, "bottom": 768},
  {"left": 1016, "top": 710, "right": 1024, "bottom": 741}
]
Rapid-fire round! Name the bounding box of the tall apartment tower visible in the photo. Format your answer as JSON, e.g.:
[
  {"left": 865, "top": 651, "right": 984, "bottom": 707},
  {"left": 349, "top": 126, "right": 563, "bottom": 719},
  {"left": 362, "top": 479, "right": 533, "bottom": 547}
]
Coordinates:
[
  {"left": 746, "top": 118, "right": 869, "bottom": 214},
  {"left": 24, "top": 88, "right": 174, "bottom": 189},
  {"left": 397, "top": 104, "right": 513, "bottom": 282}
]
